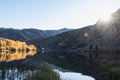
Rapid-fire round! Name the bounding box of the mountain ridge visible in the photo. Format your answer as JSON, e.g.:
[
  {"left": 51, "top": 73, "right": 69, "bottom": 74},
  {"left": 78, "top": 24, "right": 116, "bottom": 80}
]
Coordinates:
[{"left": 0, "top": 28, "right": 73, "bottom": 41}]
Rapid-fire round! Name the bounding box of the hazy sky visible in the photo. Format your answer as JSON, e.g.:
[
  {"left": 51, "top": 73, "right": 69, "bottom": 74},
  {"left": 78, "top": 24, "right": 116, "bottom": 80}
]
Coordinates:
[{"left": 0, "top": 0, "right": 119, "bottom": 30}]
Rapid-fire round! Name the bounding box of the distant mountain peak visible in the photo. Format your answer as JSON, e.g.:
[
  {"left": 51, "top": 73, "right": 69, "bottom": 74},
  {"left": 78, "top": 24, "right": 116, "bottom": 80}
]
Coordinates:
[
  {"left": 60, "top": 28, "right": 73, "bottom": 31},
  {"left": 60, "top": 28, "right": 69, "bottom": 30}
]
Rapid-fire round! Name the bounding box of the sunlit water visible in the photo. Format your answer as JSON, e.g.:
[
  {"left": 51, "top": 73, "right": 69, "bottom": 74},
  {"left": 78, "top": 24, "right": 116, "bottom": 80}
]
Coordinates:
[{"left": 55, "top": 69, "right": 95, "bottom": 80}]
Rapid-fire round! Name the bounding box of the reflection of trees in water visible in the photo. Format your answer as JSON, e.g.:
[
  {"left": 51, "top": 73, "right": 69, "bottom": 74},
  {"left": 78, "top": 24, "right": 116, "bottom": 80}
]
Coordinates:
[
  {"left": 0, "top": 66, "right": 37, "bottom": 80},
  {"left": 1, "top": 69, "right": 5, "bottom": 80},
  {"left": 0, "top": 38, "right": 36, "bottom": 62},
  {"left": 88, "top": 44, "right": 99, "bottom": 59},
  {"left": 0, "top": 65, "right": 60, "bottom": 80},
  {"left": 0, "top": 64, "right": 60, "bottom": 80},
  {"left": 0, "top": 50, "right": 36, "bottom": 62}
]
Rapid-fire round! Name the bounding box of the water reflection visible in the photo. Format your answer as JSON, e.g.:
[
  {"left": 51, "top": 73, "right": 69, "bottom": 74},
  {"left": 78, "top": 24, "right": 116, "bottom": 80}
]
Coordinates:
[
  {"left": 0, "top": 67, "right": 35, "bottom": 80},
  {"left": 56, "top": 70, "right": 95, "bottom": 80},
  {"left": 0, "top": 51, "right": 36, "bottom": 62},
  {"left": 0, "top": 68, "right": 95, "bottom": 80}
]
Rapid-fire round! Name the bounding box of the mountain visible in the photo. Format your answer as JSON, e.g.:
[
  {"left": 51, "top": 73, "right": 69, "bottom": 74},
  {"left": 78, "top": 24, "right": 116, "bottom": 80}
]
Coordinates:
[
  {"left": 29, "top": 8, "right": 120, "bottom": 51},
  {"left": 0, "top": 28, "right": 73, "bottom": 41},
  {"left": 27, "top": 9, "right": 120, "bottom": 80}
]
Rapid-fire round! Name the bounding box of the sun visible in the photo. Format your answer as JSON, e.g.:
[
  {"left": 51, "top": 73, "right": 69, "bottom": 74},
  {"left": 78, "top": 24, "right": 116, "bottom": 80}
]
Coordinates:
[{"left": 100, "top": 14, "right": 112, "bottom": 22}]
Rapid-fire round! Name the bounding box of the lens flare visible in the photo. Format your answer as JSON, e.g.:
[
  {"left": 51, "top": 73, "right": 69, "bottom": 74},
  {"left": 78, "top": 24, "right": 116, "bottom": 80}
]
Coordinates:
[{"left": 84, "top": 32, "right": 88, "bottom": 37}]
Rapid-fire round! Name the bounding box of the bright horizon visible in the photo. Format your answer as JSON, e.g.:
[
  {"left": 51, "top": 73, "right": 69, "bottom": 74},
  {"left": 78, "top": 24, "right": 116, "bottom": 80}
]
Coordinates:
[{"left": 0, "top": 0, "right": 119, "bottom": 30}]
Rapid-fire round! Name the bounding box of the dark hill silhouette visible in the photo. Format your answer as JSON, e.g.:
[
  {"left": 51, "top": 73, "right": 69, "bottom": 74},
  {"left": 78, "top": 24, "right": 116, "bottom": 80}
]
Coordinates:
[{"left": 0, "top": 28, "right": 72, "bottom": 41}]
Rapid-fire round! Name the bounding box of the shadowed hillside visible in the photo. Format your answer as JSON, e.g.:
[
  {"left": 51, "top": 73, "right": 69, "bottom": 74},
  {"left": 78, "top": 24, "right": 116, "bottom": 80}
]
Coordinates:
[{"left": 0, "top": 28, "right": 73, "bottom": 41}]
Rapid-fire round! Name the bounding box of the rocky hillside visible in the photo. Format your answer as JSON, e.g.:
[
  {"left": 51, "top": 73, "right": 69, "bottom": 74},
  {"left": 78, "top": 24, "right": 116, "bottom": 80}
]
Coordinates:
[
  {"left": 0, "top": 28, "right": 72, "bottom": 41},
  {"left": 29, "top": 9, "right": 120, "bottom": 51}
]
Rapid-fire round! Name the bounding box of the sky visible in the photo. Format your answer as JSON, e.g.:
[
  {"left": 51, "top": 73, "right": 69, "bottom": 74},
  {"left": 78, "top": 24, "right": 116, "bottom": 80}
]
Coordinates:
[{"left": 0, "top": 0, "right": 119, "bottom": 30}]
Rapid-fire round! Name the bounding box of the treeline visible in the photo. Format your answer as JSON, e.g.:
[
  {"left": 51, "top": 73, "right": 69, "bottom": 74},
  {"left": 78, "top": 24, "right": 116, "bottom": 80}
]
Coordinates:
[{"left": 0, "top": 38, "right": 36, "bottom": 52}]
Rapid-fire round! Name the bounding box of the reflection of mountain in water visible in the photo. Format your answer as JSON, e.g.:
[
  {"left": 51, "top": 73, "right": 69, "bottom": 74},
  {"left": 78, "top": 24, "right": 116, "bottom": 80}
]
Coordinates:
[{"left": 0, "top": 51, "right": 36, "bottom": 62}]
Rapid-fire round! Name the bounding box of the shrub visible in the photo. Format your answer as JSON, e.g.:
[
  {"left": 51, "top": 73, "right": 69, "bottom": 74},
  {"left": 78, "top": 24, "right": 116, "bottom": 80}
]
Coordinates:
[{"left": 24, "top": 66, "right": 60, "bottom": 80}]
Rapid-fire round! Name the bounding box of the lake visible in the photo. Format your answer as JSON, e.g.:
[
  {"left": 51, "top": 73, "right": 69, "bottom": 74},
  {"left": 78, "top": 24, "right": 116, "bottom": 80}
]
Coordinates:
[
  {"left": 0, "top": 51, "right": 95, "bottom": 80},
  {"left": 0, "top": 68, "right": 95, "bottom": 80}
]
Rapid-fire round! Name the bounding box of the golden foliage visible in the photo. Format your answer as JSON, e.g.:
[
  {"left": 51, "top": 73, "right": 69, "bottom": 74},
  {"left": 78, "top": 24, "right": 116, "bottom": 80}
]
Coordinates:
[
  {"left": 0, "top": 38, "right": 36, "bottom": 62},
  {"left": 0, "top": 38, "right": 36, "bottom": 51}
]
